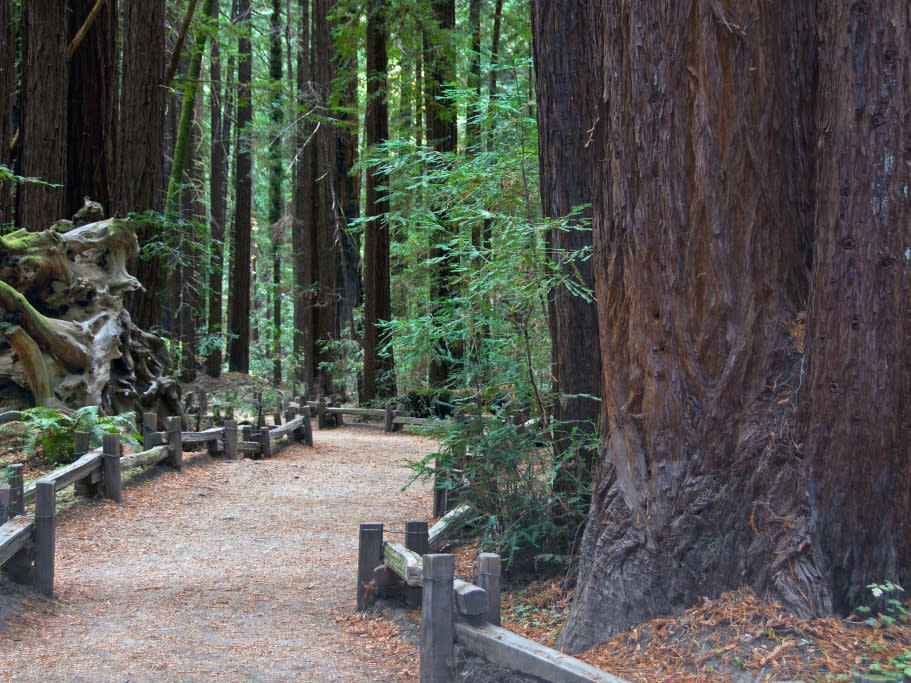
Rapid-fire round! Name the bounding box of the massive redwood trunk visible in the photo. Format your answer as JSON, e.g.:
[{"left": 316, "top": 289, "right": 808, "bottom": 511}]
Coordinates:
[
  {"left": 66, "top": 0, "right": 118, "bottom": 218},
  {"left": 531, "top": 0, "right": 602, "bottom": 497},
  {"left": 555, "top": 0, "right": 819, "bottom": 652},
  {"left": 18, "top": 0, "right": 68, "bottom": 231},
  {"left": 0, "top": 0, "right": 15, "bottom": 227},
  {"left": 801, "top": 1, "right": 911, "bottom": 614}
]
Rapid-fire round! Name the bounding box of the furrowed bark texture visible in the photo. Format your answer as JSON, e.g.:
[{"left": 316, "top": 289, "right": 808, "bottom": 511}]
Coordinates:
[
  {"left": 269, "top": 0, "right": 284, "bottom": 387},
  {"left": 66, "top": 0, "right": 117, "bottom": 218},
  {"left": 801, "top": 1, "right": 911, "bottom": 613},
  {"left": 558, "top": 0, "right": 818, "bottom": 652},
  {"left": 531, "top": 0, "right": 602, "bottom": 487},
  {"left": 117, "top": 0, "right": 167, "bottom": 332},
  {"left": 18, "top": 0, "right": 68, "bottom": 231},
  {"left": 363, "top": 0, "right": 396, "bottom": 402},
  {"left": 0, "top": 0, "right": 15, "bottom": 226}
]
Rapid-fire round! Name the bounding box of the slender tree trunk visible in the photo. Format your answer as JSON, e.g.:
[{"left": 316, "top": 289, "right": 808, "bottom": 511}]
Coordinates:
[
  {"left": 293, "top": 0, "right": 315, "bottom": 393},
  {"left": 18, "top": 0, "right": 68, "bottom": 230},
  {"left": 228, "top": 0, "right": 253, "bottom": 373},
  {"left": 117, "top": 0, "right": 167, "bottom": 331},
  {"left": 0, "top": 0, "right": 17, "bottom": 227},
  {"left": 335, "top": 31, "right": 361, "bottom": 341},
  {"left": 363, "top": 0, "right": 396, "bottom": 402},
  {"left": 466, "top": 0, "right": 482, "bottom": 153},
  {"left": 426, "top": 0, "right": 458, "bottom": 389},
  {"left": 177, "top": 106, "right": 202, "bottom": 384},
  {"left": 801, "top": 1, "right": 911, "bottom": 614},
  {"left": 310, "top": 0, "right": 339, "bottom": 396},
  {"left": 531, "top": 0, "right": 602, "bottom": 513},
  {"left": 556, "top": 0, "right": 818, "bottom": 652},
  {"left": 269, "top": 0, "right": 284, "bottom": 387},
  {"left": 206, "top": 1, "right": 227, "bottom": 378},
  {"left": 66, "top": 0, "right": 117, "bottom": 218}
]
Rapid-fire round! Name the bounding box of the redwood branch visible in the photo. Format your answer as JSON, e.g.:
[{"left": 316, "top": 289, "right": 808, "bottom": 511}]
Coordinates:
[{"left": 67, "top": 0, "right": 107, "bottom": 58}]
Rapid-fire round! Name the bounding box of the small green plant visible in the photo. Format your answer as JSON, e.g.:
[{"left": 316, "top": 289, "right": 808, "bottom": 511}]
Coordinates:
[
  {"left": 854, "top": 582, "right": 910, "bottom": 627},
  {"left": 0, "top": 406, "right": 139, "bottom": 464}
]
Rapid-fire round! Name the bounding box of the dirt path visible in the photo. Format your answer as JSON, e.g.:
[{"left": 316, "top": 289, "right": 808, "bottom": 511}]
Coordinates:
[{"left": 0, "top": 425, "right": 433, "bottom": 682}]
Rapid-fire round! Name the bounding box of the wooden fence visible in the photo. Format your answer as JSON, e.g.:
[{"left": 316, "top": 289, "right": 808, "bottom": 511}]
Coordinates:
[
  {"left": 0, "top": 405, "right": 313, "bottom": 597},
  {"left": 357, "top": 521, "right": 630, "bottom": 683}
]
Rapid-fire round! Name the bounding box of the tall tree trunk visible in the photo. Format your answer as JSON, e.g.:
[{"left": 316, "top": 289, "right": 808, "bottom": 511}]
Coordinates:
[
  {"left": 363, "top": 0, "right": 396, "bottom": 402},
  {"left": 293, "top": 0, "right": 315, "bottom": 393},
  {"left": 228, "top": 0, "right": 253, "bottom": 373},
  {"left": 177, "top": 104, "right": 202, "bottom": 384},
  {"left": 466, "top": 0, "right": 482, "bottom": 153},
  {"left": 335, "top": 32, "right": 361, "bottom": 342},
  {"left": 556, "top": 0, "right": 818, "bottom": 652},
  {"left": 310, "top": 0, "right": 339, "bottom": 396},
  {"left": 426, "top": 0, "right": 458, "bottom": 389},
  {"left": 66, "top": 0, "right": 117, "bottom": 218},
  {"left": 531, "top": 1, "right": 602, "bottom": 516},
  {"left": 269, "top": 0, "right": 284, "bottom": 387},
  {"left": 801, "top": 1, "right": 911, "bottom": 614},
  {"left": 18, "top": 0, "right": 68, "bottom": 231},
  {"left": 206, "top": 0, "right": 228, "bottom": 378},
  {"left": 117, "top": 0, "right": 167, "bottom": 331},
  {"left": 0, "top": 0, "right": 17, "bottom": 227}
]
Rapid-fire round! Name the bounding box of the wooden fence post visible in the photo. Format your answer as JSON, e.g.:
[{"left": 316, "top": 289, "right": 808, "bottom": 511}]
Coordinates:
[
  {"left": 8, "top": 464, "right": 23, "bottom": 516},
  {"left": 384, "top": 402, "right": 394, "bottom": 433},
  {"left": 142, "top": 412, "right": 158, "bottom": 446},
  {"left": 476, "top": 553, "right": 501, "bottom": 625},
  {"left": 357, "top": 523, "right": 383, "bottom": 611},
  {"left": 317, "top": 397, "right": 327, "bottom": 430},
  {"left": 0, "top": 485, "right": 9, "bottom": 522},
  {"left": 302, "top": 406, "right": 313, "bottom": 446},
  {"left": 259, "top": 428, "right": 272, "bottom": 459},
  {"left": 165, "top": 416, "right": 183, "bottom": 471},
  {"left": 421, "top": 553, "right": 454, "bottom": 683},
  {"left": 224, "top": 419, "right": 239, "bottom": 460},
  {"left": 73, "top": 431, "right": 98, "bottom": 498},
  {"left": 405, "top": 521, "right": 429, "bottom": 607},
  {"left": 102, "top": 434, "right": 122, "bottom": 503},
  {"left": 35, "top": 481, "right": 55, "bottom": 597}
]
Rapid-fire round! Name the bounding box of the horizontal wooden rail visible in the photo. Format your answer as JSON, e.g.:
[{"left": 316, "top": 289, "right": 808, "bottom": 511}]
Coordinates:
[
  {"left": 392, "top": 415, "right": 442, "bottom": 426},
  {"left": 0, "top": 516, "right": 34, "bottom": 567},
  {"left": 454, "top": 621, "right": 628, "bottom": 683},
  {"left": 181, "top": 427, "right": 223, "bottom": 444},
  {"left": 120, "top": 445, "right": 169, "bottom": 470},
  {"left": 324, "top": 407, "right": 386, "bottom": 418},
  {"left": 268, "top": 415, "right": 304, "bottom": 440}
]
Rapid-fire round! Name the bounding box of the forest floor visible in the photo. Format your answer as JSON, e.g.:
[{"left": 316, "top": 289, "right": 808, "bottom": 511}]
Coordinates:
[{"left": 0, "top": 422, "right": 908, "bottom": 682}]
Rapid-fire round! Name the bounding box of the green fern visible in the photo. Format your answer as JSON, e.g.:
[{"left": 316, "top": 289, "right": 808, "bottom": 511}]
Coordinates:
[{"left": 14, "top": 406, "right": 139, "bottom": 464}]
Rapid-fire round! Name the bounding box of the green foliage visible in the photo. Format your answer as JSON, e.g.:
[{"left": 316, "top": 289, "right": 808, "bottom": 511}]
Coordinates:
[
  {"left": 0, "top": 407, "right": 139, "bottom": 465},
  {"left": 357, "top": 58, "right": 596, "bottom": 570},
  {"left": 854, "top": 582, "right": 910, "bottom": 628}
]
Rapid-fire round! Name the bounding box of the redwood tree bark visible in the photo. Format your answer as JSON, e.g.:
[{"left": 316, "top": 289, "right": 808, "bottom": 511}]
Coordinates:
[
  {"left": 227, "top": 0, "right": 253, "bottom": 373},
  {"left": 555, "top": 0, "right": 818, "bottom": 652},
  {"left": 18, "top": 0, "right": 68, "bottom": 230},
  {"left": 426, "top": 0, "right": 458, "bottom": 388},
  {"left": 268, "top": 0, "right": 284, "bottom": 387},
  {"left": 0, "top": 0, "right": 15, "bottom": 226},
  {"left": 293, "top": 0, "right": 315, "bottom": 392},
  {"left": 206, "top": 2, "right": 229, "bottom": 378},
  {"left": 309, "top": 0, "right": 339, "bottom": 396},
  {"left": 117, "top": 0, "right": 167, "bottom": 331},
  {"left": 66, "top": 0, "right": 117, "bottom": 218},
  {"left": 362, "top": 0, "right": 396, "bottom": 402},
  {"left": 801, "top": 1, "right": 911, "bottom": 614},
  {"left": 531, "top": 0, "right": 602, "bottom": 501}
]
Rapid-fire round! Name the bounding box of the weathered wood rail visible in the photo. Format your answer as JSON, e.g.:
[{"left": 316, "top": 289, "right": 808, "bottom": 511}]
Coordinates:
[
  {"left": 357, "top": 522, "right": 629, "bottom": 683},
  {"left": 0, "top": 403, "right": 315, "bottom": 597}
]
